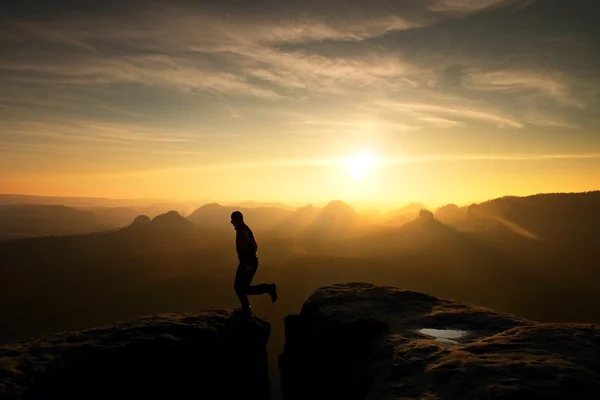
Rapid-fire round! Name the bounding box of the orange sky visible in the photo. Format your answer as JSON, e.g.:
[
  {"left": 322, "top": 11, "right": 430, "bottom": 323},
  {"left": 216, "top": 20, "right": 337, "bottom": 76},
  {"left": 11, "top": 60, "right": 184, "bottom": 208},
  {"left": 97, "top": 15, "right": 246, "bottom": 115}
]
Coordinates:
[{"left": 1, "top": 0, "right": 599, "bottom": 207}]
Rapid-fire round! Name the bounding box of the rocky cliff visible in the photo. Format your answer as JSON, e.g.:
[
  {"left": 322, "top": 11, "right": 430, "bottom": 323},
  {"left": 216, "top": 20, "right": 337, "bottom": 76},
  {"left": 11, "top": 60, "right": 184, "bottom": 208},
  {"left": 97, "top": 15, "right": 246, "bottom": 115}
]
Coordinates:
[
  {"left": 0, "top": 310, "right": 271, "bottom": 399},
  {"left": 279, "top": 282, "right": 600, "bottom": 399}
]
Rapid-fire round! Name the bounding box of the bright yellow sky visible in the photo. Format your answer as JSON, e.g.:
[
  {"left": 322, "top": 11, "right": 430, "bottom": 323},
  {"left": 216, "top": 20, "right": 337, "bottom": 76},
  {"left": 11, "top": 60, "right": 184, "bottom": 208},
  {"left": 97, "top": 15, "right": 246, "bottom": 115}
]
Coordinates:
[
  {"left": 1, "top": 0, "right": 600, "bottom": 207},
  {"left": 4, "top": 150, "right": 600, "bottom": 208}
]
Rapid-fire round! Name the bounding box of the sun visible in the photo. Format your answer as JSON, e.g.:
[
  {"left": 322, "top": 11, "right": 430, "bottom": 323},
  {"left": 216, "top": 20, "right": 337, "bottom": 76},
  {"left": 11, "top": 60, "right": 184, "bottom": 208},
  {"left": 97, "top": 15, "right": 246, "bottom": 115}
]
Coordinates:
[{"left": 342, "top": 151, "right": 377, "bottom": 180}]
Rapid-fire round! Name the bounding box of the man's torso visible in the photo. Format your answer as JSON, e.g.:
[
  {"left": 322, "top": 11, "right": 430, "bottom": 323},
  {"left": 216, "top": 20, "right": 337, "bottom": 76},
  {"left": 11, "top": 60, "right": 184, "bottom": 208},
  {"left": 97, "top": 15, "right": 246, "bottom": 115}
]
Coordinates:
[{"left": 235, "top": 223, "right": 258, "bottom": 262}]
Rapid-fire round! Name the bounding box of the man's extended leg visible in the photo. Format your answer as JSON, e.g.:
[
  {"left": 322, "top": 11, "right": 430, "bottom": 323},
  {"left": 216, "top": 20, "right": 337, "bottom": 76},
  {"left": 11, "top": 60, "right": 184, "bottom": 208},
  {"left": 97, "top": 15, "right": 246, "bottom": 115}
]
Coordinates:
[
  {"left": 236, "top": 260, "right": 278, "bottom": 304},
  {"left": 244, "top": 260, "right": 277, "bottom": 302}
]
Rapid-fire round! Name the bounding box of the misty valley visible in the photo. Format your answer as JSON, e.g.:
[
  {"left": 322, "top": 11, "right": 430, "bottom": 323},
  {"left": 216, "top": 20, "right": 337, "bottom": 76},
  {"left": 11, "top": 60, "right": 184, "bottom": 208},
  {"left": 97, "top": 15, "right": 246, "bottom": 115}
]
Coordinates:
[{"left": 1, "top": 192, "right": 600, "bottom": 398}]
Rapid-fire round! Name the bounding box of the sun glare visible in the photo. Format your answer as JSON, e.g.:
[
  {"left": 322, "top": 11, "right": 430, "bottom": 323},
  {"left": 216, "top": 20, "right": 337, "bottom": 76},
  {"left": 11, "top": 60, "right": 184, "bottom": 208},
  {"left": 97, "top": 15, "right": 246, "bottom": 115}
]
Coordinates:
[{"left": 342, "top": 151, "right": 377, "bottom": 180}]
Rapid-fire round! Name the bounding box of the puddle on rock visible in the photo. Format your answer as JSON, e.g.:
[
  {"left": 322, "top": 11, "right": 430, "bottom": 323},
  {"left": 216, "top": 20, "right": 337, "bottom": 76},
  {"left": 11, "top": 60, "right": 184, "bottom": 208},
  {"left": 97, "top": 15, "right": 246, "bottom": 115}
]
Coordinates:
[{"left": 418, "top": 328, "right": 467, "bottom": 344}]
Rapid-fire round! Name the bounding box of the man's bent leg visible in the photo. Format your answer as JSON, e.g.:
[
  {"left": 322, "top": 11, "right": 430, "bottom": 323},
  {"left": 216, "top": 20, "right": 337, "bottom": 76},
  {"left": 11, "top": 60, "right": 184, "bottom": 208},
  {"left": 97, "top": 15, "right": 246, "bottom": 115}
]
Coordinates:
[{"left": 246, "top": 283, "right": 271, "bottom": 295}]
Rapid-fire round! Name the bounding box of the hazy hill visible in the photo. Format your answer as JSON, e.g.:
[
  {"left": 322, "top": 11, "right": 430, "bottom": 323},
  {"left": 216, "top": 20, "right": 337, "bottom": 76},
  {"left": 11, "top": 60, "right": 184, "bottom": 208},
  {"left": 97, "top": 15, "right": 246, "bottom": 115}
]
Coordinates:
[
  {"left": 0, "top": 204, "right": 109, "bottom": 240},
  {"left": 461, "top": 191, "right": 600, "bottom": 241},
  {"left": 6, "top": 192, "right": 600, "bottom": 242},
  {"left": 387, "top": 202, "right": 428, "bottom": 217},
  {"left": 301, "top": 200, "right": 370, "bottom": 239},
  {"left": 0, "top": 194, "right": 197, "bottom": 215},
  {"left": 187, "top": 203, "right": 292, "bottom": 233},
  {"left": 355, "top": 211, "right": 530, "bottom": 295},
  {"left": 434, "top": 203, "right": 468, "bottom": 224},
  {"left": 0, "top": 194, "right": 124, "bottom": 207},
  {"left": 265, "top": 204, "right": 320, "bottom": 240},
  {"left": 225, "top": 200, "right": 295, "bottom": 210},
  {"left": 77, "top": 206, "right": 147, "bottom": 228},
  {"left": 0, "top": 194, "right": 153, "bottom": 208},
  {"left": 149, "top": 210, "right": 195, "bottom": 230},
  {"left": 382, "top": 202, "right": 428, "bottom": 226},
  {"left": 119, "top": 211, "right": 203, "bottom": 242}
]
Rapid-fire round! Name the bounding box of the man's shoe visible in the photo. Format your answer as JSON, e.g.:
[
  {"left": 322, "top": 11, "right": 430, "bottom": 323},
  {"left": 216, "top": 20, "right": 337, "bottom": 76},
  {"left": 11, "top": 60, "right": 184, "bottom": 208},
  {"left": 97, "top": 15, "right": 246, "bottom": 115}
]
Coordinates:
[
  {"left": 269, "top": 283, "right": 278, "bottom": 303},
  {"left": 234, "top": 307, "right": 253, "bottom": 317}
]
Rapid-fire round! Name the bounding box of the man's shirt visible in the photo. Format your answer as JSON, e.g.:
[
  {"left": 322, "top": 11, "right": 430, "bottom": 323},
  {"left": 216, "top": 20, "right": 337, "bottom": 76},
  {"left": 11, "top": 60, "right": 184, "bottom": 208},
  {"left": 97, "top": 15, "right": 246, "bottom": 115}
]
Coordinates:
[{"left": 235, "top": 223, "right": 258, "bottom": 262}]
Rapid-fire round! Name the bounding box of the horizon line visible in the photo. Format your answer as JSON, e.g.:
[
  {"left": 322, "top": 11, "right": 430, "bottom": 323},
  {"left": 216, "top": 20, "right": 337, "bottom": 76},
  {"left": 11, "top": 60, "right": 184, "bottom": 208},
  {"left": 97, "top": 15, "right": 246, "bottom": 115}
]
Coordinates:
[{"left": 1, "top": 189, "right": 599, "bottom": 212}]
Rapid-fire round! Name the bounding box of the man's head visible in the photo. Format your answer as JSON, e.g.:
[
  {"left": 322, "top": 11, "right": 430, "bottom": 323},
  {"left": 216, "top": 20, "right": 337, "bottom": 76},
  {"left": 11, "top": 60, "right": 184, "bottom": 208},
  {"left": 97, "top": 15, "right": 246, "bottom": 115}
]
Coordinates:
[{"left": 230, "top": 211, "right": 244, "bottom": 228}]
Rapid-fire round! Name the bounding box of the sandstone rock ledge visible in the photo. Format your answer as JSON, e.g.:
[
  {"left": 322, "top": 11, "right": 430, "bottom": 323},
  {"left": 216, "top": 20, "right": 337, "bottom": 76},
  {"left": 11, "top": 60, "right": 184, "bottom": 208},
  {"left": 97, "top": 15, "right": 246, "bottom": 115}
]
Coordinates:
[
  {"left": 0, "top": 310, "right": 271, "bottom": 400},
  {"left": 279, "top": 282, "right": 600, "bottom": 400}
]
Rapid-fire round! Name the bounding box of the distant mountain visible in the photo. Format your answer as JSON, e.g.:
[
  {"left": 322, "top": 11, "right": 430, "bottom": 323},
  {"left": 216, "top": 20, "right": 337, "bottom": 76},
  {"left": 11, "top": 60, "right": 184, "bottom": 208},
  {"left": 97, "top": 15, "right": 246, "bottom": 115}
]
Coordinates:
[
  {"left": 131, "top": 214, "right": 152, "bottom": 226},
  {"left": 224, "top": 200, "right": 294, "bottom": 210},
  {"left": 460, "top": 191, "right": 600, "bottom": 242},
  {"left": 78, "top": 207, "right": 146, "bottom": 228},
  {"left": 267, "top": 204, "right": 320, "bottom": 237},
  {"left": 0, "top": 194, "right": 148, "bottom": 208},
  {"left": 434, "top": 203, "right": 467, "bottom": 224},
  {"left": 122, "top": 210, "right": 195, "bottom": 234},
  {"left": 151, "top": 211, "right": 195, "bottom": 229},
  {"left": 364, "top": 209, "right": 453, "bottom": 250},
  {"left": 301, "top": 200, "right": 369, "bottom": 238},
  {"left": 384, "top": 202, "right": 428, "bottom": 226},
  {"left": 354, "top": 210, "right": 527, "bottom": 291},
  {"left": 187, "top": 203, "right": 292, "bottom": 233},
  {"left": 0, "top": 204, "right": 109, "bottom": 240},
  {"left": 387, "top": 202, "right": 428, "bottom": 217},
  {"left": 186, "top": 203, "right": 231, "bottom": 230},
  {"left": 0, "top": 194, "right": 123, "bottom": 207},
  {"left": 0, "top": 194, "right": 198, "bottom": 215}
]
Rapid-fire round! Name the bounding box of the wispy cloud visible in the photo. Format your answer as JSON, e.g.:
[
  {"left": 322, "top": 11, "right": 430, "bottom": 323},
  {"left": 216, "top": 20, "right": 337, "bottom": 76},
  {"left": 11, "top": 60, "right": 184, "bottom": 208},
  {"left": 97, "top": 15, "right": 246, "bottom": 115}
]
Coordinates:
[
  {"left": 0, "top": 0, "right": 534, "bottom": 100},
  {"left": 1, "top": 56, "right": 285, "bottom": 99},
  {"left": 428, "top": 0, "right": 529, "bottom": 13},
  {"left": 463, "top": 69, "right": 586, "bottom": 108},
  {"left": 370, "top": 99, "right": 525, "bottom": 129},
  {"left": 387, "top": 153, "right": 600, "bottom": 163},
  {"left": 0, "top": 119, "right": 212, "bottom": 158}
]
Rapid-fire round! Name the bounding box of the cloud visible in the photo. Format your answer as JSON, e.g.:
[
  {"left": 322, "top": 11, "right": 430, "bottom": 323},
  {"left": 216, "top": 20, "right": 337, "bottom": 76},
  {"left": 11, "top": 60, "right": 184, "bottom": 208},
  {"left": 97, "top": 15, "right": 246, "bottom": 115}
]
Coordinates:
[
  {"left": 0, "top": 119, "right": 208, "bottom": 152},
  {"left": 254, "top": 16, "right": 418, "bottom": 43},
  {"left": 428, "top": 0, "right": 528, "bottom": 13},
  {"left": 1, "top": 55, "right": 285, "bottom": 100},
  {"left": 1, "top": 0, "right": 599, "bottom": 176},
  {"left": 0, "top": 0, "right": 582, "bottom": 105},
  {"left": 463, "top": 69, "right": 586, "bottom": 108},
  {"left": 240, "top": 48, "right": 417, "bottom": 94},
  {"left": 415, "top": 116, "right": 462, "bottom": 129},
  {"left": 373, "top": 100, "right": 525, "bottom": 129},
  {"left": 388, "top": 153, "right": 600, "bottom": 163}
]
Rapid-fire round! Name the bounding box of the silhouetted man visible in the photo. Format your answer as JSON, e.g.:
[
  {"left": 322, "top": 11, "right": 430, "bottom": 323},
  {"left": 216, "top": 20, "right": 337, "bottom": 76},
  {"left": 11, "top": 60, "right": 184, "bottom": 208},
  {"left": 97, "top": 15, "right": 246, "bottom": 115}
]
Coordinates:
[{"left": 231, "top": 211, "right": 277, "bottom": 316}]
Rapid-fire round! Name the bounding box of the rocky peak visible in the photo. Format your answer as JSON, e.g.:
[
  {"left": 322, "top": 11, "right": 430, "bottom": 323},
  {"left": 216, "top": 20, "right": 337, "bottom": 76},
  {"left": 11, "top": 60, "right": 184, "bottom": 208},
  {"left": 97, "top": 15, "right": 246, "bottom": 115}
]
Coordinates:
[
  {"left": 0, "top": 310, "right": 271, "bottom": 400},
  {"left": 131, "top": 214, "right": 151, "bottom": 225},
  {"left": 279, "top": 283, "right": 600, "bottom": 399},
  {"left": 418, "top": 208, "right": 434, "bottom": 221}
]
